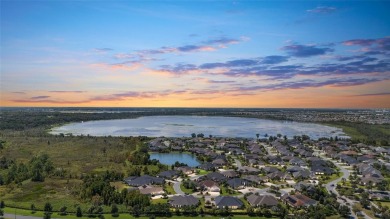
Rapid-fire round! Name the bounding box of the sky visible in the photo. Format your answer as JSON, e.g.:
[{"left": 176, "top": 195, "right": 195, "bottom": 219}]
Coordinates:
[{"left": 1, "top": 0, "right": 389, "bottom": 108}]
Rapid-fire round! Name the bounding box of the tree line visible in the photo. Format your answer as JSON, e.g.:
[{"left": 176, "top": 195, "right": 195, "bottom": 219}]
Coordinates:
[{"left": 0, "top": 154, "right": 54, "bottom": 185}]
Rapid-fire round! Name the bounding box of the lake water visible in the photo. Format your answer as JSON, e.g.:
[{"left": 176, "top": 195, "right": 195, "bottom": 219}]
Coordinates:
[
  {"left": 50, "top": 116, "right": 348, "bottom": 139},
  {"left": 150, "top": 153, "right": 200, "bottom": 167}
]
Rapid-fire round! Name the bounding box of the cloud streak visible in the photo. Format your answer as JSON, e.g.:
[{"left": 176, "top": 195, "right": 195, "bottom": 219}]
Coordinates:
[
  {"left": 281, "top": 44, "right": 334, "bottom": 57},
  {"left": 31, "top": 96, "right": 50, "bottom": 99},
  {"left": 353, "top": 92, "right": 390, "bottom": 97},
  {"left": 307, "top": 6, "right": 337, "bottom": 14}
]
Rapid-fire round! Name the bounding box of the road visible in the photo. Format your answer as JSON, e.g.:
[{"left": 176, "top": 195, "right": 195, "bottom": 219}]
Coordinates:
[
  {"left": 321, "top": 155, "right": 372, "bottom": 219},
  {"left": 172, "top": 180, "right": 185, "bottom": 195},
  {"left": 4, "top": 213, "right": 60, "bottom": 219}
]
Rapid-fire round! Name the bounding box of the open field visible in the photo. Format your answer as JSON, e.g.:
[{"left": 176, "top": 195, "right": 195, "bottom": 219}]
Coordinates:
[{"left": 0, "top": 134, "right": 150, "bottom": 211}]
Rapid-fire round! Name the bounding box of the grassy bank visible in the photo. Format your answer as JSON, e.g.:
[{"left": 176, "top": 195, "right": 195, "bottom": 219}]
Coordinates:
[{"left": 324, "top": 122, "right": 390, "bottom": 145}]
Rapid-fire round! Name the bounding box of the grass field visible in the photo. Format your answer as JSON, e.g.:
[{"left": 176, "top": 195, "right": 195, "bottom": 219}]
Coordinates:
[{"left": 0, "top": 134, "right": 146, "bottom": 211}]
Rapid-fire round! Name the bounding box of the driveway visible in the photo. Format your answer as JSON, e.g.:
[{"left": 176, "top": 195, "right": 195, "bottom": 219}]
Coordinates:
[
  {"left": 234, "top": 158, "right": 242, "bottom": 168},
  {"left": 172, "top": 180, "right": 185, "bottom": 195}
]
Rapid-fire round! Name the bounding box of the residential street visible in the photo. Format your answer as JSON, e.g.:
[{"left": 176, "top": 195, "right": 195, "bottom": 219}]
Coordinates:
[{"left": 321, "top": 155, "right": 372, "bottom": 219}]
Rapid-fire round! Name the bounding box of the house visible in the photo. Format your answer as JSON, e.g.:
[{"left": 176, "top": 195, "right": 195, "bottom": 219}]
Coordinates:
[
  {"left": 286, "top": 166, "right": 304, "bottom": 173},
  {"left": 169, "top": 195, "right": 199, "bottom": 208},
  {"left": 205, "top": 172, "right": 227, "bottom": 182},
  {"left": 267, "top": 171, "right": 291, "bottom": 181},
  {"left": 242, "top": 175, "right": 268, "bottom": 184},
  {"left": 238, "top": 166, "right": 260, "bottom": 174},
  {"left": 262, "top": 166, "right": 279, "bottom": 173},
  {"left": 282, "top": 193, "right": 317, "bottom": 208},
  {"left": 369, "top": 191, "right": 390, "bottom": 200},
  {"left": 198, "top": 180, "right": 220, "bottom": 192},
  {"left": 138, "top": 185, "right": 164, "bottom": 195},
  {"left": 310, "top": 165, "right": 334, "bottom": 175},
  {"left": 292, "top": 169, "right": 311, "bottom": 179},
  {"left": 124, "top": 175, "right": 165, "bottom": 186},
  {"left": 212, "top": 158, "right": 227, "bottom": 167},
  {"left": 198, "top": 162, "right": 215, "bottom": 171},
  {"left": 247, "top": 194, "right": 279, "bottom": 207},
  {"left": 158, "top": 170, "right": 179, "bottom": 179},
  {"left": 289, "top": 157, "right": 306, "bottom": 166},
  {"left": 294, "top": 182, "right": 316, "bottom": 193},
  {"left": 176, "top": 166, "right": 195, "bottom": 175},
  {"left": 214, "top": 196, "right": 244, "bottom": 209},
  {"left": 361, "top": 176, "right": 384, "bottom": 186},
  {"left": 226, "top": 178, "right": 250, "bottom": 189},
  {"left": 221, "top": 170, "right": 238, "bottom": 178}
]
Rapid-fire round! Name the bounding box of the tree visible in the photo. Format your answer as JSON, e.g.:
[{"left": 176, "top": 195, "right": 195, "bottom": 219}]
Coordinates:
[
  {"left": 366, "top": 181, "right": 373, "bottom": 192},
  {"left": 31, "top": 204, "right": 36, "bottom": 213},
  {"left": 191, "top": 133, "right": 196, "bottom": 138},
  {"left": 338, "top": 205, "right": 350, "bottom": 218},
  {"left": 44, "top": 203, "right": 53, "bottom": 212},
  {"left": 59, "top": 206, "right": 67, "bottom": 216},
  {"left": 377, "top": 180, "right": 389, "bottom": 191},
  {"left": 256, "top": 134, "right": 260, "bottom": 140},
  {"left": 76, "top": 206, "right": 83, "bottom": 217},
  {"left": 197, "top": 133, "right": 204, "bottom": 138},
  {"left": 111, "top": 204, "right": 119, "bottom": 217}
]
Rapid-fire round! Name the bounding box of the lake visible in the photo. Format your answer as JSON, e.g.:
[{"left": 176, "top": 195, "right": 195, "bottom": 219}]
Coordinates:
[
  {"left": 150, "top": 153, "right": 200, "bottom": 167},
  {"left": 50, "top": 116, "right": 348, "bottom": 139}
]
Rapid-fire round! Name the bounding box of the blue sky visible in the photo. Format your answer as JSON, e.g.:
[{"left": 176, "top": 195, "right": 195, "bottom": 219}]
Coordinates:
[{"left": 1, "top": 1, "right": 389, "bottom": 107}]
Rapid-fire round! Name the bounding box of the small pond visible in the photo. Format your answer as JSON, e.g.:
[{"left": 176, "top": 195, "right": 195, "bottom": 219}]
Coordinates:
[{"left": 149, "top": 153, "right": 200, "bottom": 167}]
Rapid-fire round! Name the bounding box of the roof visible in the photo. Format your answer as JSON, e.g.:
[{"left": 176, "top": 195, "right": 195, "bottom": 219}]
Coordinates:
[
  {"left": 247, "top": 194, "right": 278, "bottom": 207},
  {"left": 206, "top": 172, "right": 227, "bottom": 182},
  {"left": 158, "top": 170, "right": 179, "bottom": 179},
  {"left": 226, "top": 178, "right": 249, "bottom": 188},
  {"left": 138, "top": 185, "right": 164, "bottom": 195},
  {"left": 197, "top": 162, "right": 215, "bottom": 170},
  {"left": 283, "top": 193, "right": 317, "bottom": 207},
  {"left": 169, "top": 195, "right": 199, "bottom": 207},
  {"left": 124, "top": 175, "right": 165, "bottom": 186},
  {"left": 215, "top": 196, "right": 243, "bottom": 208},
  {"left": 198, "top": 179, "right": 219, "bottom": 188}
]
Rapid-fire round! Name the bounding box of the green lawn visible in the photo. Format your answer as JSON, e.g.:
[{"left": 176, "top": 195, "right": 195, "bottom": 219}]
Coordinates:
[
  {"left": 151, "top": 198, "right": 169, "bottom": 204},
  {"left": 378, "top": 201, "right": 390, "bottom": 208},
  {"left": 196, "top": 169, "right": 211, "bottom": 175},
  {"left": 321, "top": 173, "right": 341, "bottom": 184},
  {"left": 180, "top": 184, "right": 194, "bottom": 194},
  {"left": 220, "top": 185, "right": 241, "bottom": 196},
  {"left": 164, "top": 184, "right": 176, "bottom": 195}
]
